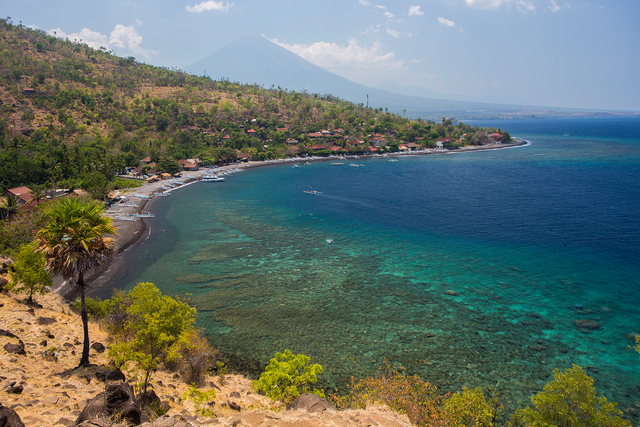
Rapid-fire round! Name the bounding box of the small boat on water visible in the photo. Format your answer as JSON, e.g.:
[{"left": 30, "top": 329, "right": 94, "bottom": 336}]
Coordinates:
[
  {"left": 331, "top": 162, "right": 344, "bottom": 166},
  {"left": 201, "top": 175, "right": 225, "bottom": 182},
  {"left": 349, "top": 162, "right": 365, "bottom": 167},
  {"left": 304, "top": 186, "right": 322, "bottom": 195},
  {"left": 325, "top": 238, "right": 333, "bottom": 244},
  {"left": 292, "top": 164, "right": 301, "bottom": 168},
  {"left": 388, "top": 159, "right": 398, "bottom": 162}
]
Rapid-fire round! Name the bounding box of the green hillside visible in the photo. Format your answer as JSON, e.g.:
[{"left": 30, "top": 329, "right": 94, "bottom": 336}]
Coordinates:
[{"left": 0, "top": 18, "right": 508, "bottom": 194}]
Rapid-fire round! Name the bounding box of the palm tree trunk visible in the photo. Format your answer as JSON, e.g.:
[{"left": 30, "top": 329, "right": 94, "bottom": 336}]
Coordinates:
[{"left": 78, "top": 271, "right": 91, "bottom": 367}]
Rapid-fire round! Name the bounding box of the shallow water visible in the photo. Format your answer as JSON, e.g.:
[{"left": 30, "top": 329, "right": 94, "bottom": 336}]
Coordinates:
[{"left": 103, "top": 117, "right": 640, "bottom": 419}]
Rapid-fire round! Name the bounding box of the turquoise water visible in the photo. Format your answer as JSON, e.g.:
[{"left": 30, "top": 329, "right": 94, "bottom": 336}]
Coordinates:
[{"left": 102, "top": 117, "right": 640, "bottom": 418}]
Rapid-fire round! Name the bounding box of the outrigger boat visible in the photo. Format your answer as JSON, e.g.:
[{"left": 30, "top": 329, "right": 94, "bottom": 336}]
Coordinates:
[{"left": 303, "top": 186, "right": 322, "bottom": 195}]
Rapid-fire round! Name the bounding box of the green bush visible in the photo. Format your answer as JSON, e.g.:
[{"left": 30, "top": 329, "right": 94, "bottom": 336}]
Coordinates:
[
  {"left": 443, "top": 386, "right": 499, "bottom": 427},
  {"left": 513, "top": 365, "right": 631, "bottom": 427},
  {"left": 252, "top": 349, "right": 324, "bottom": 405}
]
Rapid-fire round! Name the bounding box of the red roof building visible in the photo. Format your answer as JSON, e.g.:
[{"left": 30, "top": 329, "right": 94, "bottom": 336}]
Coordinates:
[{"left": 2, "top": 186, "right": 33, "bottom": 206}]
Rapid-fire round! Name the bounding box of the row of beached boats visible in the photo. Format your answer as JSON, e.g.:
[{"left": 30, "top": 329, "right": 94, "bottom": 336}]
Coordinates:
[
  {"left": 105, "top": 178, "right": 189, "bottom": 221},
  {"left": 200, "top": 166, "right": 245, "bottom": 182}
]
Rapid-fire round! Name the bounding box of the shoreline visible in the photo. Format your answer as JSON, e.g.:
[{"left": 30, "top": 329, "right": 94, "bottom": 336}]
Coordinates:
[{"left": 76, "top": 139, "right": 527, "bottom": 299}]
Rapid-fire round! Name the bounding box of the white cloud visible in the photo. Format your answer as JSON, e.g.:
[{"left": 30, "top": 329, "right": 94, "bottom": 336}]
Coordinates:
[
  {"left": 185, "top": 1, "right": 233, "bottom": 13},
  {"left": 408, "top": 5, "right": 424, "bottom": 16},
  {"left": 549, "top": 0, "right": 560, "bottom": 12},
  {"left": 268, "top": 37, "right": 403, "bottom": 70},
  {"left": 376, "top": 5, "right": 387, "bottom": 10},
  {"left": 48, "top": 24, "right": 158, "bottom": 59},
  {"left": 438, "top": 17, "right": 456, "bottom": 27},
  {"left": 516, "top": 0, "right": 536, "bottom": 12},
  {"left": 134, "top": 19, "right": 144, "bottom": 26},
  {"left": 386, "top": 28, "right": 401, "bottom": 37},
  {"left": 109, "top": 24, "right": 159, "bottom": 59},
  {"left": 358, "top": 0, "right": 370, "bottom": 5},
  {"left": 465, "top": 0, "right": 508, "bottom": 8},
  {"left": 385, "top": 11, "right": 395, "bottom": 18}
]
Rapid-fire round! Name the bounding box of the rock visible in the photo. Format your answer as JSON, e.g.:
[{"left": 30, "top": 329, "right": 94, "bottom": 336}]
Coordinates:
[
  {"left": 95, "top": 368, "right": 126, "bottom": 383},
  {"left": 76, "top": 382, "right": 142, "bottom": 426},
  {"left": 138, "top": 389, "right": 169, "bottom": 415},
  {"left": 573, "top": 319, "right": 601, "bottom": 331},
  {"left": 26, "top": 308, "right": 35, "bottom": 316},
  {"left": 228, "top": 401, "right": 241, "bottom": 411},
  {"left": 229, "top": 391, "right": 241, "bottom": 398},
  {"left": 37, "top": 316, "right": 57, "bottom": 325},
  {"left": 0, "top": 277, "right": 8, "bottom": 292},
  {"left": 0, "top": 403, "right": 26, "bottom": 427},
  {"left": 91, "top": 342, "right": 106, "bottom": 353},
  {"left": 0, "top": 329, "right": 20, "bottom": 339},
  {"left": 528, "top": 312, "right": 542, "bottom": 319},
  {"left": 63, "top": 343, "right": 75, "bottom": 349},
  {"left": 55, "top": 417, "right": 75, "bottom": 427},
  {"left": 39, "top": 340, "right": 48, "bottom": 347},
  {"left": 6, "top": 384, "right": 24, "bottom": 394},
  {"left": 150, "top": 415, "right": 178, "bottom": 427},
  {"left": 288, "top": 393, "right": 336, "bottom": 413},
  {"left": 76, "top": 417, "right": 112, "bottom": 427},
  {"left": 4, "top": 342, "right": 26, "bottom": 355},
  {"left": 445, "top": 290, "right": 460, "bottom": 296}
]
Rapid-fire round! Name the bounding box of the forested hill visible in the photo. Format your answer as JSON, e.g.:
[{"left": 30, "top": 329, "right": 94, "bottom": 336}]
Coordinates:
[{"left": 0, "top": 18, "right": 508, "bottom": 194}]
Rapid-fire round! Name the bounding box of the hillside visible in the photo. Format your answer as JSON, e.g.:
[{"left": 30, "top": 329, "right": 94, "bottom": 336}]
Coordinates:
[
  {"left": 0, "top": 18, "right": 511, "bottom": 196},
  {"left": 0, "top": 278, "right": 412, "bottom": 427}
]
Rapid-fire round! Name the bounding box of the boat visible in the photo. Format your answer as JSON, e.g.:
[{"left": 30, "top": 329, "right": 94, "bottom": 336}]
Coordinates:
[
  {"left": 303, "top": 186, "right": 322, "bottom": 195},
  {"left": 113, "top": 215, "right": 138, "bottom": 221},
  {"left": 325, "top": 238, "right": 333, "bottom": 244},
  {"left": 201, "top": 175, "right": 225, "bottom": 182},
  {"left": 349, "top": 162, "right": 365, "bottom": 167},
  {"left": 153, "top": 192, "right": 170, "bottom": 197},
  {"left": 133, "top": 211, "right": 155, "bottom": 218},
  {"left": 331, "top": 162, "right": 344, "bottom": 166},
  {"left": 292, "top": 164, "right": 301, "bottom": 168},
  {"left": 388, "top": 159, "right": 398, "bottom": 162}
]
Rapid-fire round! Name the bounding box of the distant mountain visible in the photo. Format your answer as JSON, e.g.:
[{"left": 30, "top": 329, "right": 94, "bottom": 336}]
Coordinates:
[{"left": 185, "top": 36, "right": 615, "bottom": 120}]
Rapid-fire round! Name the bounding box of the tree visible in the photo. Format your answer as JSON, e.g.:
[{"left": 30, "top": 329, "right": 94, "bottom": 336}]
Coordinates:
[
  {"left": 108, "top": 282, "right": 197, "bottom": 393},
  {"left": 7, "top": 241, "right": 53, "bottom": 304},
  {"left": 30, "top": 185, "right": 46, "bottom": 206},
  {"left": 81, "top": 171, "right": 111, "bottom": 200},
  {"left": 513, "top": 365, "right": 631, "bottom": 427},
  {"left": 36, "top": 197, "right": 117, "bottom": 367},
  {"left": 0, "top": 193, "right": 20, "bottom": 221},
  {"left": 252, "top": 349, "right": 324, "bottom": 405}
]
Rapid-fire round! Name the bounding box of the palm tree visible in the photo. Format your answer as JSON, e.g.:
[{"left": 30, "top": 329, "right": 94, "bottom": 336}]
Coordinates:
[
  {"left": 30, "top": 185, "right": 46, "bottom": 206},
  {"left": 0, "top": 193, "right": 20, "bottom": 220},
  {"left": 36, "top": 198, "right": 117, "bottom": 367}
]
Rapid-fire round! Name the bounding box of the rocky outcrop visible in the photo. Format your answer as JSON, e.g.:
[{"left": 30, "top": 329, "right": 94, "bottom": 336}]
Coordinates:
[
  {"left": 288, "top": 393, "right": 336, "bottom": 413},
  {"left": 76, "top": 382, "right": 145, "bottom": 426},
  {"left": 573, "top": 319, "right": 601, "bottom": 331}
]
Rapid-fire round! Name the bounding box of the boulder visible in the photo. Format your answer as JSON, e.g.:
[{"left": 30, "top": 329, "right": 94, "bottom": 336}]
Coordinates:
[
  {"left": 0, "top": 277, "right": 8, "bottom": 292},
  {"left": 37, "top": 316, "right": 57, "bottom": 325},
  {"left": 6, "top": 383, "right": 24, "bottom": 394},
  {"left": 91, "top": 342, "right": 106, "bottom": 353},
  {"left": 0, "top": 403, "right": 25, "bottom": 427},
  {"left": 4, "top": 342, "right": 26, "bottom": 356},
  {"left": 288, "top": 393, "right": 336, "bottom": 413},
  {"left": 137, "top": 389, "right": 170, "bottom": 415},
  {"left": 75, "top": 382, "right": 142, "bottom": 426},
  {"left": 0, "top": 329, "right": 19, "bottom": 340},
  {"left": 95, "top": 368, "right": 126, "bottom": 383}
]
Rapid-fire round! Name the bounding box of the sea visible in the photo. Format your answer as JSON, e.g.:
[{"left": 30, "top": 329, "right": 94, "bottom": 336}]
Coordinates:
[{"left": 100, "top": 117, "right": 640, "bottom": 418}]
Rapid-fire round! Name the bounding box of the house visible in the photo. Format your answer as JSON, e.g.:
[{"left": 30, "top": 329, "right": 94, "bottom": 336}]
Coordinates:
[
  {"left": 276, "top": 127, "right": 289, "bottom": 133},
  {"left": 236, "top": 151, "right": 252, "bottom": 162},
  {"left": 307, "top": 132, "right": 323, "bottom": 138},
  {"left": 309, "top": 144, "right": 327, "bottom": 151},
  {"left": 23, "top": 88, "right": 35, "bottom": 96},
  {"left": 329, "top": 146, "right": 343, "bottom": 152},
  {"left": 399, "top": 144, "right": 409, "bottom": 152},
  {"left": 406, "top": 142, "right": 420, "bottom": 151},
  {"left": 177, "top": 159, "right": 189, "bottom": 166},
  {"left": 183, "top": 163, "right": 199, "bottom": 171},
  {"left": 247, "top": 129, "right": 257, "bottom": 136},
  {"left": 2, "top": 186, "right": 33, "bottom": 206},
  {"left": 435, "top": 140, "right": 445, "bottom": 149},
  {"left": 141, "top": 156, "right": 151, "bottom": 164}
]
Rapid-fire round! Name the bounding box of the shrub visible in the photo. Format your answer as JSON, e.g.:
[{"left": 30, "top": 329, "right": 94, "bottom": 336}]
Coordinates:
[
  {"left": 513, "top": 365, "right": 631, "bottom": 427},
  {"left": 252, "top": 349, "right": 324, "bottom": 405},
  {"left": 70, "top": 296, "right": 110, "bottom": 320},
  {"left": 175, "top": 328, "right": 220, "bottom": 385},
  {"left": 340, "top": 362, "right": 451, "bottom": 426},
  {"left": 7, "top": 241, "right": 52, "bottom": 303},
  {"left": 181, "top": 383, "right": 216, "bottom": 417},
  {"left": 443, "top": 386, "right": 500, "bottom": 427}
]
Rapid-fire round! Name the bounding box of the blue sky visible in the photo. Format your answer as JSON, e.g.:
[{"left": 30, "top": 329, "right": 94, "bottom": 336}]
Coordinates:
[{"left": 6, "top": 0, "right": 640, "bottom": 111}]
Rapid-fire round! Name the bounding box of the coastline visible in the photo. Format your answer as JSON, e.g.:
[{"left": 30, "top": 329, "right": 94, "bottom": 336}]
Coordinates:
[{"left": 77, "top": 139, "right": 528, "bottom": 300}]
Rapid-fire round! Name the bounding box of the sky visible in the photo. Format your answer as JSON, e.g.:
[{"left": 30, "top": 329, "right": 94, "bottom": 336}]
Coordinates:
[{"left": 5, "top": 0, "right": 640, "bottom": 111}]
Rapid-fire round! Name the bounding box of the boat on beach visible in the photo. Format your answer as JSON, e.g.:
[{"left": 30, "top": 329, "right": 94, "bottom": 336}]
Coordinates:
[{"left": 201, "top": 174, "right": 225, "bottom": 182}]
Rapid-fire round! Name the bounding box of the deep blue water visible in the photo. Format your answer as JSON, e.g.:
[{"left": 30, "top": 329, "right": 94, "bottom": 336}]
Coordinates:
[{"left": 102, "top": 117, "right": 640, "bottom": 418}]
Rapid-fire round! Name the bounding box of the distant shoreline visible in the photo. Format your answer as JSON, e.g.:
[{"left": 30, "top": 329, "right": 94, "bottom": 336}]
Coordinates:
[{"left": 73, "top": 139, "right": 527, "bottom": 300}]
